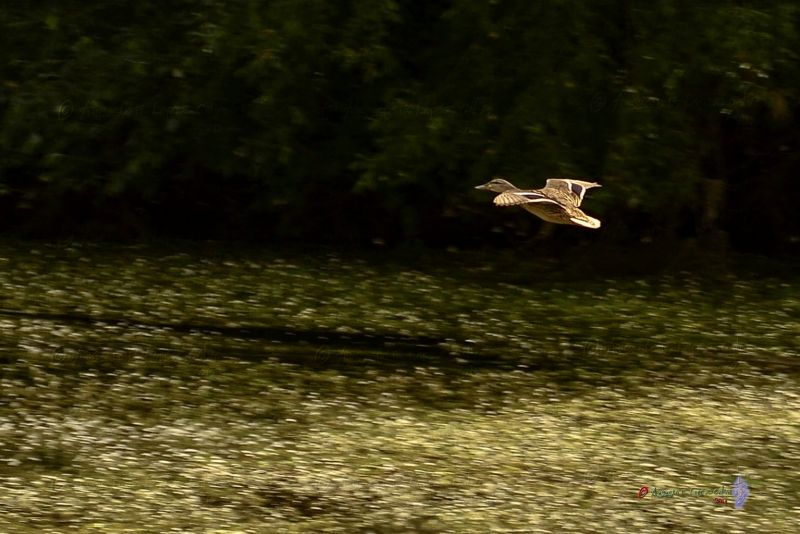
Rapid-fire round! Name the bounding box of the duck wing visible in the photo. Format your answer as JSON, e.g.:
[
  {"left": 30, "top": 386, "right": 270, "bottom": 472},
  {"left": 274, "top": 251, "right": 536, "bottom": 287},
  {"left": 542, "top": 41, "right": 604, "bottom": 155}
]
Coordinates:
[
  {"left": 493, "top": 190, "right": 562, "bottom": 207},
  {"left": 566, "top": 206, "right": 602, "bottom": 228},
  {"left": 544, "top": 179, "right": 601, "bottom": 207}
]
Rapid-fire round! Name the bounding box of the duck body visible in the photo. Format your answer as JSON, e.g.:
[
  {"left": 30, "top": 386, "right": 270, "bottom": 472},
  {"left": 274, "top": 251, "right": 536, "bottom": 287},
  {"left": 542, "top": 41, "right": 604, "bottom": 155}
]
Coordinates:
[{"left": 475, "top": 177, "right": 602, "bottom": 229}]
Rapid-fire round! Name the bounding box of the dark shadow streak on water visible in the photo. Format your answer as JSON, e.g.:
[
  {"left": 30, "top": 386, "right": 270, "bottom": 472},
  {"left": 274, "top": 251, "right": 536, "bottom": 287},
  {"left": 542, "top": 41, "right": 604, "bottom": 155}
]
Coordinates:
[
  {"left": 4, "top": 309, "right": 793, "bottom": 380},
  {"left": 0, "top": 307, "right": 447, "bottom": 352},
  {"left": 0, "top": 308, "right": 519, "bottom": 373}
]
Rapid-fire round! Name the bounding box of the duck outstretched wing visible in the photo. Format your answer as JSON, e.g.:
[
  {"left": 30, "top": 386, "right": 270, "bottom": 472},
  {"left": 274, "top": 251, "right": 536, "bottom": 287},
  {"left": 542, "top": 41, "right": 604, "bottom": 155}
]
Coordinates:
[
  {"left": 493, "top": 190, "right": 562, "bottom": 207},
  {"left": 544, "top": 179, "right": 601, "bottom": 207},
  {"left": 568, "top": 209, "right": 602, "bottom": 228}
]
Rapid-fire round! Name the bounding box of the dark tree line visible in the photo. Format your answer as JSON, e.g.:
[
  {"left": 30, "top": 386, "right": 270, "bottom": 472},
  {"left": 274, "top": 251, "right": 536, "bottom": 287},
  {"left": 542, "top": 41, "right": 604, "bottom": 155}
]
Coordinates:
[{"left": 1, "top": 1, "right": 799, "bottom": 253}]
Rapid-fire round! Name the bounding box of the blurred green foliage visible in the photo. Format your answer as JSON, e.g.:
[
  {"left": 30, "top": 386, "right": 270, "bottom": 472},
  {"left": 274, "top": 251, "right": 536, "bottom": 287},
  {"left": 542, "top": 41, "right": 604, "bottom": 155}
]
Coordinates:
[{"left": 1, "top": 1, "right": 798, "bottom": 251}]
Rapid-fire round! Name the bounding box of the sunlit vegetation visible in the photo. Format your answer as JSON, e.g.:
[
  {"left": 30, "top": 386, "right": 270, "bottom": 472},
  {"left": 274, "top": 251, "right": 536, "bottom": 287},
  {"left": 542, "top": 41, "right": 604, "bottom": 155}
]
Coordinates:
[{"left": 1, "top": 243, "right": 798, "bottom": 532}]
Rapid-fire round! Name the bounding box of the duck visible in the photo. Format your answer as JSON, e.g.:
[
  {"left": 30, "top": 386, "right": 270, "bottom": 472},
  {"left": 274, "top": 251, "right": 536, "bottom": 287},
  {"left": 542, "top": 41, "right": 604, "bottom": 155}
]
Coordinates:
[{"left": 475, "top": 177, "right": 602, "bottom": 229}]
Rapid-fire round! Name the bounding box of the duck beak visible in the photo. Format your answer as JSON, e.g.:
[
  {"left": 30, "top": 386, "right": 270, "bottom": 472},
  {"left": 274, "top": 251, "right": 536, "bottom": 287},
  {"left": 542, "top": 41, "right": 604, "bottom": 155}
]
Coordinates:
[{"left": 475, "top": 184, "right": 488, "bottom": 190}]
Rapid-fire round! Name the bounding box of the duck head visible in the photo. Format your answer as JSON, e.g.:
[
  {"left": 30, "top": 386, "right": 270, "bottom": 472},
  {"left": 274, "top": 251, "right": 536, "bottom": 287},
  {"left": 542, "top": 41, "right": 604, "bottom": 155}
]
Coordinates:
[{"left": 475, "top": 177, "right": 516, "bottom": 193}]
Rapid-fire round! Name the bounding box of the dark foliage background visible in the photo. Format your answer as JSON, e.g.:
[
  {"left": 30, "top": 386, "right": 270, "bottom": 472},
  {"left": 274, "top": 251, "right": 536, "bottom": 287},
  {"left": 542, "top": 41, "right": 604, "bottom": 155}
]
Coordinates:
[{"left": 1, "top": 1, "right": 799, "bottom": 253}]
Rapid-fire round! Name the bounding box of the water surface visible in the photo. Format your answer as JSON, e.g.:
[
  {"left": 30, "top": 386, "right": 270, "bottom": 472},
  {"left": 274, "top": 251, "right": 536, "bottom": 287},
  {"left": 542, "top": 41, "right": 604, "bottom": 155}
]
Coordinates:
[{"left": 1, "top": 242, "right": 798, "bottom": 532}]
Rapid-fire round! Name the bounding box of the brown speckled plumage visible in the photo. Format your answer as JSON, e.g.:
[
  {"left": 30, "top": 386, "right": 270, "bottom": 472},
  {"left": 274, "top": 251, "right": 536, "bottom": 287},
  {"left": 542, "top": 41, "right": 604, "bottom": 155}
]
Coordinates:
[{"left": 475, "top": 177, "right": 602, "bottom": 229}]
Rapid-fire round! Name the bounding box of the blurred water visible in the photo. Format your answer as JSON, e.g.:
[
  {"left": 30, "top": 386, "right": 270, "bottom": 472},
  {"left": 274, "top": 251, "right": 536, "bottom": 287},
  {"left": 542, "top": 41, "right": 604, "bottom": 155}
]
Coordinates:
[{"left": 0, "top": 242, "right": 798, "bottom": 532}]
